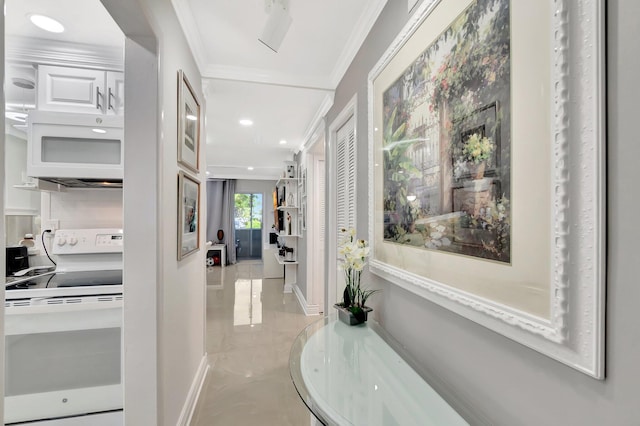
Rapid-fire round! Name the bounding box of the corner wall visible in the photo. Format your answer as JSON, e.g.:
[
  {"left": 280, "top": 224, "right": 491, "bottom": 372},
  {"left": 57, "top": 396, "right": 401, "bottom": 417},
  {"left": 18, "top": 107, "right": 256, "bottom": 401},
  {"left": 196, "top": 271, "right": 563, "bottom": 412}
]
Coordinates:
[
  {"left": 326, "top": 0, "right": 640, "bottom": 424},
  {"left": 142, "top": 1, "right": 207, "bottom": 424},
  {"left": 106, "top": 0, "right": 207, "bottom": 424}
]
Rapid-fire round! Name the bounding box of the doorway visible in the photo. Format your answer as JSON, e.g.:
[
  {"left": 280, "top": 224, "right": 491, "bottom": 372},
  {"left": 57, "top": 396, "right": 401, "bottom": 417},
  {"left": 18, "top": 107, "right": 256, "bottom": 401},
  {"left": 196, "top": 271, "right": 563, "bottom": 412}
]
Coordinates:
[{"left": 234, "top": 193, "right": 263, "bottom": 260}]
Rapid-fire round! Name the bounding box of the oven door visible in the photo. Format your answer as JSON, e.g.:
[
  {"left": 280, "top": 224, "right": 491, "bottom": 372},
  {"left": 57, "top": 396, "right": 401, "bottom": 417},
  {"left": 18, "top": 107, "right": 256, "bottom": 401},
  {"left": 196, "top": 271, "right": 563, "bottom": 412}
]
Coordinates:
[{"left": 4, "top": 297, "right": 123, "bottom": 424}]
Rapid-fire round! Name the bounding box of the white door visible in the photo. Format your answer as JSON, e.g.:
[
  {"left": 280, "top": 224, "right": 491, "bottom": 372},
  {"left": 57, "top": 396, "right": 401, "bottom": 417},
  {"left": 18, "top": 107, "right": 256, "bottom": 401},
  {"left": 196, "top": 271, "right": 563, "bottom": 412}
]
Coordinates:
[{"left": 329, "top": 96, "right": 357, "bottom": 307}]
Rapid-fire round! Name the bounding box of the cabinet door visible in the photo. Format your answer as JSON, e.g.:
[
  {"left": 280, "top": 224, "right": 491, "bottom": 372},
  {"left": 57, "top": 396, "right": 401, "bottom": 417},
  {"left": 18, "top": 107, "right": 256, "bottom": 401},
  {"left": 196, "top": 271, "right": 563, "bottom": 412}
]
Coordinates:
[
  {"left": 37, "top": 65, "right": 106, "bottom": 114},
  {"left": 106, "top": 71, "right": 124, "bottom": 116}
]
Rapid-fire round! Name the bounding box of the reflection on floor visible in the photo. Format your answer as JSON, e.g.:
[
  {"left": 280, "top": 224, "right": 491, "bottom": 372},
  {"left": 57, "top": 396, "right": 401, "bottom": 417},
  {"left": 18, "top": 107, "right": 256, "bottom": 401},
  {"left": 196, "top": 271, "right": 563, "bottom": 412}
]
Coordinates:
[{"left": 191, "top": 260, "right": 320, "bottom": 425}]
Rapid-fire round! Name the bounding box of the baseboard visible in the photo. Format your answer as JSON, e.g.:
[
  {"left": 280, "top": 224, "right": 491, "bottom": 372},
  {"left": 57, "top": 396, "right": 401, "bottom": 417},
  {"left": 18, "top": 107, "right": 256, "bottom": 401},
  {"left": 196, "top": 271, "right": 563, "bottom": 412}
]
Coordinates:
[
  {"left": 284, "top": 283, "right": 294, "bottom": 293},
  {"left": 293, "top": 284, "right": 321, "bottom": 316},
  {"left": 176, "top": 353, "right": 210, "bottom": 426}
]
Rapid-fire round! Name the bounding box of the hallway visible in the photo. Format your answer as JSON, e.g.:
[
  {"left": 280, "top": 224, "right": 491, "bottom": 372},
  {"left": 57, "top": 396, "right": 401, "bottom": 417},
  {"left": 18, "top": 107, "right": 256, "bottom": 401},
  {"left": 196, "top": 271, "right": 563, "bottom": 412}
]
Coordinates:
[{"left": 192, "top": 261, "right": 319, "bottom": 425}]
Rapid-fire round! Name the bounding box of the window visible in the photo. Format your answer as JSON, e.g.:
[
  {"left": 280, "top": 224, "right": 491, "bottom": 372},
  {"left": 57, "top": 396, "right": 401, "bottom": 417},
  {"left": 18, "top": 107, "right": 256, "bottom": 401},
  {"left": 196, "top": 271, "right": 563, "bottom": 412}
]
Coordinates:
[{"left": 234, "top": 193, "right": 263, "bottom": 259}]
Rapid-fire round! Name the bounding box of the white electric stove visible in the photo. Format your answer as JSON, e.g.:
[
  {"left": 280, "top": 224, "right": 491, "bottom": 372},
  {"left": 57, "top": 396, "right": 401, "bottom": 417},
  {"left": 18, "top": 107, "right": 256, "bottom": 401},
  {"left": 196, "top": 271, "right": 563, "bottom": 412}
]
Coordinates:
[{"left": 4, "top": 228, "right": 124, "bottom": 426}]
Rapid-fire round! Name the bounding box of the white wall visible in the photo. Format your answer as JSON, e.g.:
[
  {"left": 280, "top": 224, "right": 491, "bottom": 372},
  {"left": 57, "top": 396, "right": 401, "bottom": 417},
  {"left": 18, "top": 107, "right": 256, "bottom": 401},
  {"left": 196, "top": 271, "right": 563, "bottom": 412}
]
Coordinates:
[
  {"left": 326, "top": 0, "right": 640, "bottom": 424},
  {"left": 42, "top": 189, "right": 122, "bottom": 230},
  {"left": 0, "top": 7, "right": 6, "bottom": 419},
  {"left": 102, "top": 0, "right": 207, "bottom": 424},
  {"left": 137, "top": 1, "right": 207, "bottom": 424}
]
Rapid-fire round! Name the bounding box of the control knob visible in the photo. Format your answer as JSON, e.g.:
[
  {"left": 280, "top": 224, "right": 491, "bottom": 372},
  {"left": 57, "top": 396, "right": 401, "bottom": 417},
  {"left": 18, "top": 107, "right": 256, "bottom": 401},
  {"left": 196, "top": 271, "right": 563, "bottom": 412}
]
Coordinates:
[
  {"left": 68, "top": 237, "right": 78, "bottom": 246},
  {"left": 56, "top": 237, "right": 67, "bottom": 246}
]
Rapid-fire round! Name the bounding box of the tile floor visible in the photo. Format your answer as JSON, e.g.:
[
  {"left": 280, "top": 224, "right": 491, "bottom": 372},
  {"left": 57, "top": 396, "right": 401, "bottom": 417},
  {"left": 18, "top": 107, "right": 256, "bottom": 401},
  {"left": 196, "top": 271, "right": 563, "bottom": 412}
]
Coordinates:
[{"left": 191, "top": 260, "right": 320, "bottom": 425}]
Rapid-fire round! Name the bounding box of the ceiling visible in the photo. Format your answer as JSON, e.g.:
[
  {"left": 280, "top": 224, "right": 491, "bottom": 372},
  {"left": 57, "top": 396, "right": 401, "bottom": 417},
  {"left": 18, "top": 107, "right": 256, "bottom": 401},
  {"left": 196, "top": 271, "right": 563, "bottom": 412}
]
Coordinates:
[{"left": 4, "top": 0, "right": 388, "bottom": 180}]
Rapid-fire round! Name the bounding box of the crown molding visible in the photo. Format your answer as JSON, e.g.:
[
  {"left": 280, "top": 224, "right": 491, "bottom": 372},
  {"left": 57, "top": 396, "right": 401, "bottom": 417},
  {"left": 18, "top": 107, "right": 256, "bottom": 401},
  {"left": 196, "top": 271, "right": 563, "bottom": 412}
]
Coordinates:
[
  {"left": 5, "top": 36, "right": 123, "bottom": 70},
  {"left": 206, "top": 165, "right": 282, "bottom": 181},
  {"left": 328, "top": 0, "right": 388, "bottom": 87},
  {"left": 298, "top": 93, "right": 334, "bottom": 153},
  {"left": 171, "top": 0, "right": 208, "bottom": 72},
  {"left": 202, "top": 64, "right": 333, "bottom": 92}
]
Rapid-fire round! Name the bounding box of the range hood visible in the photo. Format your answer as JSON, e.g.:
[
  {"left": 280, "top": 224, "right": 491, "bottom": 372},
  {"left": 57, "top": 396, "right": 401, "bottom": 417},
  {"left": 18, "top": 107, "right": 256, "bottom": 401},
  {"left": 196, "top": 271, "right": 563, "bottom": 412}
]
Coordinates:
[{"left": 37, "top": 177, "right": 123, "bottom": 189}]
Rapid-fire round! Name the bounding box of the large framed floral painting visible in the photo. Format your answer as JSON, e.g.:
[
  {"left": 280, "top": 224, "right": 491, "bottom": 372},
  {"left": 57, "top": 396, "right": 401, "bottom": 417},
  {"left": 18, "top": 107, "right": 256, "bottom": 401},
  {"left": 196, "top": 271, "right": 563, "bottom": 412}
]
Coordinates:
[{"left": 368, "top": 0, "right": 605, "bottom": 378}]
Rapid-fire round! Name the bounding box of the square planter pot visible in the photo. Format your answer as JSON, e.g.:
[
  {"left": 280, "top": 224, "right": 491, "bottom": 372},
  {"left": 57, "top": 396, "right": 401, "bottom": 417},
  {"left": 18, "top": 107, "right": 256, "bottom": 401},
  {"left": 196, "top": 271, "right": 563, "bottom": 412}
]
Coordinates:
[{"left": 334, "top": 304, "right": 373, "bottom": 326}]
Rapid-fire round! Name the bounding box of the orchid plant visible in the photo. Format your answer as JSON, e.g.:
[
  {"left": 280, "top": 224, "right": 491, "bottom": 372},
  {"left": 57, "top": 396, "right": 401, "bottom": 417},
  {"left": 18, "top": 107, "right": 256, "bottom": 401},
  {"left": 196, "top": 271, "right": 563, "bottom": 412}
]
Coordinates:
[{"left": 337, "top": 228, "right": 378, "bottom": 317}]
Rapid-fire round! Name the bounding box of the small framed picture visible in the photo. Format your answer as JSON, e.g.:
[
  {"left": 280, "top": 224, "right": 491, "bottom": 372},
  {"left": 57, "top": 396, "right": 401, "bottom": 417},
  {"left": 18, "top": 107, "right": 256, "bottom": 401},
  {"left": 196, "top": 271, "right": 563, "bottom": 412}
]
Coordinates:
[
  {"left": 177, "top": 69, "right": 200, "bottom": 173},
  {"left": 178, "top": 171, "right": 200, "bottom": 260}
]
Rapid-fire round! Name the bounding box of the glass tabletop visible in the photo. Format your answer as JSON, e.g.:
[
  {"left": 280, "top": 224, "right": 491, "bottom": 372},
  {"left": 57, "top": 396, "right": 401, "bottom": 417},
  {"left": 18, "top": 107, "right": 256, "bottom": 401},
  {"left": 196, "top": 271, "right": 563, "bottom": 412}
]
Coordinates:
[{"left": 289, "top": 313, "right": 469, "bottom": 426}]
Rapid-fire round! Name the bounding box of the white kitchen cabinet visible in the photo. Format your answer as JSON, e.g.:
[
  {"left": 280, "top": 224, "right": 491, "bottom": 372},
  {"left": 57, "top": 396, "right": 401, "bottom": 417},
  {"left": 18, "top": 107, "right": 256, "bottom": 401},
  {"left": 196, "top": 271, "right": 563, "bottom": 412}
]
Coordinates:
[
  {"left": 37, "top": 65, "right": 123, "bottom": 115},
  {"left": 106, "top": 70, "right": 125, "bottom": 115}
]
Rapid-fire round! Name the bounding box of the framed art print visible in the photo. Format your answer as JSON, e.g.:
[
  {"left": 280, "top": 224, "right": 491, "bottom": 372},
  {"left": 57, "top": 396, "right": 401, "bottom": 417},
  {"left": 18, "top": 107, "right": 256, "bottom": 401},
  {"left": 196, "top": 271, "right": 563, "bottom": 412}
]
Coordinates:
[
  {"left": 178, "top": 69, "right": 200, "bottom": 173},
  {"left": 368, "top": 0, "right": 605, "bottom": 378},
  {"left": 178, "top": 171, "right": 200, "bottom": 260}
]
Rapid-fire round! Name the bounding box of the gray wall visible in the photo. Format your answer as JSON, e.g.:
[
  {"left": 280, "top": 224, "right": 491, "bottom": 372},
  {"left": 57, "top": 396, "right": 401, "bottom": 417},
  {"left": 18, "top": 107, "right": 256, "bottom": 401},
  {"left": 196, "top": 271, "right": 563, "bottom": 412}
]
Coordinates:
[{"left": 326, "top": 0, "right": 640, "bottom": 424}]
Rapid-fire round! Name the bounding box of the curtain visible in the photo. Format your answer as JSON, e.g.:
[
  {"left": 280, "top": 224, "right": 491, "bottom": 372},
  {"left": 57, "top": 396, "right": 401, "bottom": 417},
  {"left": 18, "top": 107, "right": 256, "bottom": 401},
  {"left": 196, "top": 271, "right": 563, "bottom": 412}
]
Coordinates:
[{"left": 206, "top": 179, "right": 237, "bottom": 264}]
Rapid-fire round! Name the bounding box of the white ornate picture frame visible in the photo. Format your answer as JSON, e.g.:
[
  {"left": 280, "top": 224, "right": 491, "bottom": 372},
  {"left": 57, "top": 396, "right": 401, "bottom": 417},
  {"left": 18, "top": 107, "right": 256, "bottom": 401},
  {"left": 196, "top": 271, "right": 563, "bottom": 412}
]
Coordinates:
[{"left": 368, "top": 0, "right": 605, "bottom": 378}]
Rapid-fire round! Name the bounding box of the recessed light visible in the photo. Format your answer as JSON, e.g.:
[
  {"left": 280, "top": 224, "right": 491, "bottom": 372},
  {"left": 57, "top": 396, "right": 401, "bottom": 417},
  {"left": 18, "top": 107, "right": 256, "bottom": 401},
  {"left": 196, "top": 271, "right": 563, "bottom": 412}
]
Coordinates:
[
  {"left": 206, "top": 171, "right": 210, "bottom": 175},
  {"left": 279, "top": 140, "right": 287, "bottom": 145},
  {"left": 30, "top": 14, "right": 65, "bottom": 33},
  {"left": 239, "top": 119, "right": 253, "bottom": 127},
  {"left": 92, "top": 128, "right": 107, "bottom": 134},
  {"left": 247, "top": 166, "right": 254, "bottom": 171}
]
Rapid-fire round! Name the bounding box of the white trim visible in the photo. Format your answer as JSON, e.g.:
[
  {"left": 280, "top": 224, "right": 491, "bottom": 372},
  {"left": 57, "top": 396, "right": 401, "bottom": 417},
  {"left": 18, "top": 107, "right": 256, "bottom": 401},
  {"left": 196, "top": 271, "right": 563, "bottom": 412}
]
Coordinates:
[
  {"left": 367, "top": 0, "right": 605, "bottom": 378},
  {"left": 202, "top": 65, "right": 333, "bottom": 91},
  {"left": 326, "top": 94, "right": 357, "bottom": 310},
  {"left": 208, "top": 166, "right": 283, "bottom": 181},
  {"left": 328, "top": 0, "right": 389, "bottom": 88},
  {"left": 176, "top": 354, "right": 210, "bottom": 426},
  {"left": 299, "top": 96, "right": 334, "bottom": 153},
  {"left": 171, "top": 0, "right": 208, "bottom": 72},
  {"left": 293, "top": 284, "right": 321, "bottom": 316},
  {"left": 5, "top": 36, "right": 123, "bottom": 71},
  {"left": 120, "top": 33, "right": 160, "bottom": 425}
]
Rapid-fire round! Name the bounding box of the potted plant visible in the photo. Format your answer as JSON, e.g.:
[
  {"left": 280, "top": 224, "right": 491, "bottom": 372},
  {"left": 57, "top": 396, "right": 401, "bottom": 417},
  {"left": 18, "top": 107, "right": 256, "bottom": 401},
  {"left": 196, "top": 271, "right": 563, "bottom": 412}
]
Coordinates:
[
  {"left": 462, "top": 133, "right": 494, "bottom": 179},
  {"left": 334, "top": 228, "right": 379, "bottom": 325}
]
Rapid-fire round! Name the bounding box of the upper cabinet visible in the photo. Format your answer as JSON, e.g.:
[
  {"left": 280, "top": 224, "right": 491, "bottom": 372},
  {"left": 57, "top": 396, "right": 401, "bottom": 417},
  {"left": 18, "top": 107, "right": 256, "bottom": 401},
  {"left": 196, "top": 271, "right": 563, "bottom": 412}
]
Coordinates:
[{"left": 37, "top": 65, "right": 124, "bottom": 115}]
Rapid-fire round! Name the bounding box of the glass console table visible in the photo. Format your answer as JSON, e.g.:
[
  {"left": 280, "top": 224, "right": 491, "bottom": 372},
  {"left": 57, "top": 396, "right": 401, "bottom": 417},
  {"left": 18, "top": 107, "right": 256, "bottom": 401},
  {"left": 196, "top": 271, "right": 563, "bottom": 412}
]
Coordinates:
[{"left": 289, "top": 314, "right": 469, "bottom": 426}]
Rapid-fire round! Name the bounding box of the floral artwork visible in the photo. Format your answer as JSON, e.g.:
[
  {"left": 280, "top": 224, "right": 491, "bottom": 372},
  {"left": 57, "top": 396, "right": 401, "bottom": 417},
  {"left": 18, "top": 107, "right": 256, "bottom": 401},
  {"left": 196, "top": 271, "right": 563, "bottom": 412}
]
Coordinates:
[{"left": 382, "top": 0, "right": 511, "bottom": 263}]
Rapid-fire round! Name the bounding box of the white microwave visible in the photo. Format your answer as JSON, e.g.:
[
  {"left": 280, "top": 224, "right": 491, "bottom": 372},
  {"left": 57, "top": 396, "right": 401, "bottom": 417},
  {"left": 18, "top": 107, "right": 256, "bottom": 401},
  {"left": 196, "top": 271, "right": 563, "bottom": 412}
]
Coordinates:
[{"left": 27, "top": 111, "right": 124, "bottom": 188}]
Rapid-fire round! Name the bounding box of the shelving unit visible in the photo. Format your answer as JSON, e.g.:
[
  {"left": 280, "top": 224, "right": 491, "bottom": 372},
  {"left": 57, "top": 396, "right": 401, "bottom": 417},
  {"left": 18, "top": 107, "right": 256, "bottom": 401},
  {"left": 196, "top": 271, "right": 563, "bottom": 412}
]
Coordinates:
[{"left": 275, "top": 161, "right": 302, "bottom": 292}]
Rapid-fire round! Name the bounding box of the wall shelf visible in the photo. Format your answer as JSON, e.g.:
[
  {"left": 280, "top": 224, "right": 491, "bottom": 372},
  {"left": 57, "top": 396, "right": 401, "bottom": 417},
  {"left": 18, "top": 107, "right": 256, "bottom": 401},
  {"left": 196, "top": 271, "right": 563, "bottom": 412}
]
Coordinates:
[
  {"left": 275, "top": 253, "right": 299, "bottom": 265},
  {"left": 275, "top": 160, "right": 300, "bottom": 292}
]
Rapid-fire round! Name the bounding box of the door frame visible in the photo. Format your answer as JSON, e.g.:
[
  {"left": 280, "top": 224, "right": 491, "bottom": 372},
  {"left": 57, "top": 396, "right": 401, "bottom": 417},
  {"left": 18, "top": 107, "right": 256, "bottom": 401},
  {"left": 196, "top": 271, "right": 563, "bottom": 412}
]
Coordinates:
[{"left": 326, "top": 94, "right": 357, "bottom": 311}]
